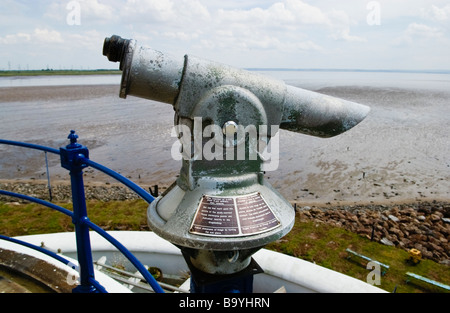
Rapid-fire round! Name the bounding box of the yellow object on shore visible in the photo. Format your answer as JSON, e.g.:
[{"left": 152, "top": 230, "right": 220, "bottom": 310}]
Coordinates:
[{"left": 408, "top": 249, "right": 422, "bottom": 264}]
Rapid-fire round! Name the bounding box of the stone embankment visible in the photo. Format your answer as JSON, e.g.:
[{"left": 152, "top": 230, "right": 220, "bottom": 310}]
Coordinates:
[
  {"left": 295, "top": 202, "right": 450, "bottom": 264},
  {"left": 0, "top": 181, "right": 152, "bottom": 202}
]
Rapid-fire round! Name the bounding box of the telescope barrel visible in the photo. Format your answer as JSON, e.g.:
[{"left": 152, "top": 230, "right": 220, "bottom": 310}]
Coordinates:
[
  {"left": 103, "top": 35, "right": 370, "bottom": 138},
  {"left": 281, "top": 85, "right": 370, "bottom": 138},
  {"left": 103, "top": 35, "right": 184, "bottom": 103}
]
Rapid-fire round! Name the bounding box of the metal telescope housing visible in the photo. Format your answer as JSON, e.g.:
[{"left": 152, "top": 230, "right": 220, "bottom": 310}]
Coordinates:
[
  {"left": 103, "top": 35, "right": 370, "bottom": 138},
  {"left": 103, "top": 35, "right": 370, "bottom": 291}
]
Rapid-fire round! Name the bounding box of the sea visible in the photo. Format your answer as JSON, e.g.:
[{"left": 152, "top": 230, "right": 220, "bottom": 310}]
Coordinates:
[{"left": 0, "top": 70, "right": 449, "bottom": 204}]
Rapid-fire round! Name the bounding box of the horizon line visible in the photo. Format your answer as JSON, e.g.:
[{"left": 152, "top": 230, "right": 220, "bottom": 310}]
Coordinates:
[
  {"left": 1, "top": 68, "right": 449, "bottom": 75},
  {"left": 245, "top": 68, "right": 450, "bottom": 74}
]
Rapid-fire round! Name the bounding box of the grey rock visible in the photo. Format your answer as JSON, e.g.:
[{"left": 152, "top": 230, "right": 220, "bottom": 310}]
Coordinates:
[
  {"left": 380, "top": 237, "right": 395, "bottom": 246},
  {"left": 388, "top": 215, "right": 400, "bottom": 222}
]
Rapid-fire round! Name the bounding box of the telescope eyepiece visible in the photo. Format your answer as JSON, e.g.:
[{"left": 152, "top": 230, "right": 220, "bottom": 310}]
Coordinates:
[{"left": 103, "top": 35, "right": 130, "bottom": 64}]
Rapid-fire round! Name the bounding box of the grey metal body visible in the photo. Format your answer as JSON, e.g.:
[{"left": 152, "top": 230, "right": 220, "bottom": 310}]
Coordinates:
[{"left": 107, "top": 37, "right": 370, "bottom": 138}]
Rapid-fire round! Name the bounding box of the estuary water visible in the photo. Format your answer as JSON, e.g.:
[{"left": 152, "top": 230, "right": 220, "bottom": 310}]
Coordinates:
[
  {"left": 0, "top": 70, "right": 449, "bottom": 204},
  {"left": 0, "top": 74, "right": 121, "bottom": 88}
]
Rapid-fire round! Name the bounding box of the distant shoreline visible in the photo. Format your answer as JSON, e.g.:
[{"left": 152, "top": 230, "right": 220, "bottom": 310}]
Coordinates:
[
  {"left": 0, "top": 69, "right": 121, "bottom": 77},
  {"left": 2, "top": 68, "right": 449, "bottom": 78},
  {"left": 247, "top": 68, "right": 450, "bottom": 75}
]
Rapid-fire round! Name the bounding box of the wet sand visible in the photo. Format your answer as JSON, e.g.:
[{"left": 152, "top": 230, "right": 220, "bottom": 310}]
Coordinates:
[{"left": 0, "top": 83, "right": 449, "bottom": 206}]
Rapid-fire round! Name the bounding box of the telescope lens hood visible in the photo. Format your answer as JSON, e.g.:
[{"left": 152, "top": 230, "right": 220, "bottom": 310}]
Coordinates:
[{"left": 103, "top": 35, "right": 131, "bottom": 67}]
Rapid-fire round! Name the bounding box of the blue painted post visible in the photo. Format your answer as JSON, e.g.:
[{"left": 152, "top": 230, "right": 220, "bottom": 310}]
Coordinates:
[{"left": 60, "top": 130, "right": 102, "bottom": 293}]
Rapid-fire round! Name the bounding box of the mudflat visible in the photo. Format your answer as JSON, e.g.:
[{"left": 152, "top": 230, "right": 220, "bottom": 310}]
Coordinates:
[{"left": 0, "top": 83, "right": 449, "bottom": 206}]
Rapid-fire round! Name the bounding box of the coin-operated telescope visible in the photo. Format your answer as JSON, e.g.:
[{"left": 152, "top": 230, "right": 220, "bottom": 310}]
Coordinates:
[{"left": 103, "top": 35, "right": 370, "bottom": 293}]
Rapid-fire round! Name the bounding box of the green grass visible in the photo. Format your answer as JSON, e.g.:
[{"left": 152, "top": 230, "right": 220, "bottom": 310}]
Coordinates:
[
  {"left": 1, "top": 200, "right": 449, "bottom": 293},
  {"left": 266, "top": 218, "right": 450, "bottom": 293},
  {"left": 0, "top": 70, "right": 121, "bottom": 77},
  {"left": 0, "top": 199, "right": 148, "bottom": 237}
]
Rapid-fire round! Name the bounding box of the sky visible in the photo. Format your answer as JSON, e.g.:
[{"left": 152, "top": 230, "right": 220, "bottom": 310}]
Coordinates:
[{"left": 0, "top": 0, "right": 449, "bottom": 71}]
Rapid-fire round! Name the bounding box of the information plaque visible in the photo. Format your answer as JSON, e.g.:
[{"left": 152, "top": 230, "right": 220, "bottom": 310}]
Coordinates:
[{"left": 189, "top": 192, "right": 280, "bottom": 237}]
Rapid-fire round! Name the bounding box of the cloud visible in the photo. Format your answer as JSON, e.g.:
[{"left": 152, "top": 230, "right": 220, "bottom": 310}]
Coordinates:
[
  {"left": 193, "top": 0, "right": 365, "bottom": 56},
  {"left": 45, "top": 0, "right": 116, "bottom": 23},
  {"left": 392, "top": 22, "right": 447, "bottom": 49},
  {"left": 215, "top": 1, "right": 334, "bottom": 28},
  {"left": 116, "top": 0, "right": 364, "bottom": 50},
  {"left": 406, "top": 23, "right": 444, "bottom": 38},
  {"left": 163, "top": 31, "right": 201, "bottom": 42},
  {"left": 1, "top": 0, "right": 449, "bottom": 70},
  {"left": 122, "top": 0, "right": 175, "bottom": 22},
  {"left": 80, "top": 0, "right": 115, "bottom": 20},
  {"left": 327, "top": 9, "right": 366, "bottom": 42},
  {"left": 330, "top": 26, "right": 367, "bottom": 42},
  {"left": 33, "top": 28, "right": 64, "bottom": 43},
  {"left": 283, "top": 0, "right": 330, "bottom": 25},
  {"left": 121, "top": 0, "right": 210, "bottom": 24},
  {"left": 0, "top": 33, "right": 31, "bottom": 45},
  {"left": 0, "top": 28, "right": 63, "bottom": 45},
  {"left": 422, "top": 4, "right": 450, "bottom": 22}
]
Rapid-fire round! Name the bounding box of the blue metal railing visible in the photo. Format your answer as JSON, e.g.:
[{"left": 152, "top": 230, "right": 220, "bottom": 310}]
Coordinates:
[{"left": 0, "top": 131, "right": 164, "bottom": 293}]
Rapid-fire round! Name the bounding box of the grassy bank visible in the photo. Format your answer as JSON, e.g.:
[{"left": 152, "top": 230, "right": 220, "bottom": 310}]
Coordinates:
[
  {"left": 0, "top": 199, "right": 148, "bottom": 236},
  {"left": 1, "top": 199, "right": 449, "bottom": 293},
  {"left": 0, "top": 70, "right": 121, "bottom": 77},
  {"left": 266, "top": 218, "right": 449, "bottom": 293}
]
